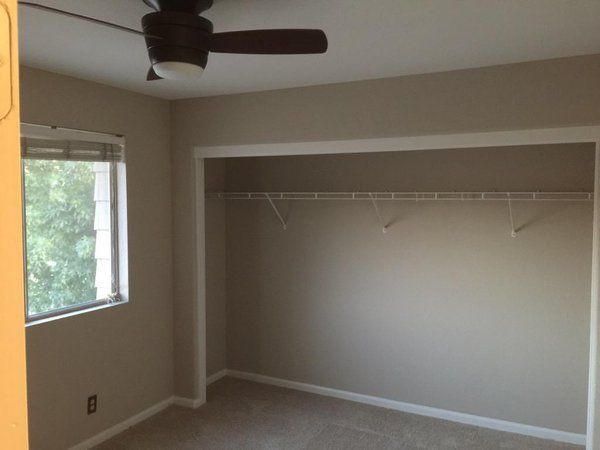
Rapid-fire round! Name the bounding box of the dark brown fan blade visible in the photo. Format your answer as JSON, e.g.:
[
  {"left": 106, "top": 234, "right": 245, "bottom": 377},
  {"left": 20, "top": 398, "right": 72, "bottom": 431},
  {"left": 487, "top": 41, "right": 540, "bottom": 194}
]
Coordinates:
[
  {"left": 147, "top": 67, "right": 163, "bottom": 81},
  {"left": 208, "top": 29, "right": 327, "bottom": 54},
  {"left": 19, "top": 1, "right": 163, "bottom": 39}
]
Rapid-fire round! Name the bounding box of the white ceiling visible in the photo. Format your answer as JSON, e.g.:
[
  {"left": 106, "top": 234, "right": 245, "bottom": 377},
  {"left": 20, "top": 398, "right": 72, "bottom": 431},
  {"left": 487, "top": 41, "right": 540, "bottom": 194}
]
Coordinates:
[{"left": 18, "top": 0, "right": 600, "bottom": 100}]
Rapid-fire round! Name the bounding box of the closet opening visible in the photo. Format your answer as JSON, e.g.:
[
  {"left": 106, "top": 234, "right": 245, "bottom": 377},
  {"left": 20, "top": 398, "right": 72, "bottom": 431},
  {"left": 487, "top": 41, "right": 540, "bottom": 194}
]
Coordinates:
[{"left": 197, "top": 135, "right": 598, "bottom": 446}]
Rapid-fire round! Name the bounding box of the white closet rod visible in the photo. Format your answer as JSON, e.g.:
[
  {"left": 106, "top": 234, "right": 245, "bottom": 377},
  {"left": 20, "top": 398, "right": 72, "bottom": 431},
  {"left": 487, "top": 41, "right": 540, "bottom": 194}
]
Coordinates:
[{"left": 206, "top": 191, "right": 593, "bottom": 202}]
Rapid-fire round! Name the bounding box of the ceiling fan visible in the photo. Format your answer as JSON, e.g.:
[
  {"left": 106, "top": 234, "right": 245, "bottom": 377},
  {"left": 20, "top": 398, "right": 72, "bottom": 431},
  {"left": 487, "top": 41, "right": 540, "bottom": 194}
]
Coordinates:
[{"left": 19, "top": 0, "right": 328, "bottom": 81}]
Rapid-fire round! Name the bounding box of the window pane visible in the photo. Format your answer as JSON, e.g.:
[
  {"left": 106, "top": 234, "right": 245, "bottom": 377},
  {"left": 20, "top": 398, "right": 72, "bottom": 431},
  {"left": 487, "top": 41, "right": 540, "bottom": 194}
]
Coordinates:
[{"left": 23, "top": 160, "right": 113, "bottom": 316}]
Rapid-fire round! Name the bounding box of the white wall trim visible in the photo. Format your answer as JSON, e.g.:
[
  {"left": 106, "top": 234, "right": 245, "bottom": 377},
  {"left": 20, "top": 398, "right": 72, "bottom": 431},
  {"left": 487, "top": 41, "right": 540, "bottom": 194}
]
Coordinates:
[
  {"left": 69, "top": 394, "right": 207, "bottom": 449},
  {"left": 207, "top": 369, "right": 228, "bottom": 385},
  {"left": 194, "top": 126, "right": 600, "bottom": 159},
  {"left": 173, "top": 396, "right": 204, "bottom": 409},
  {"left": 587, "top": 143, "right": 600, "bottom": 449},
  {"left": 194, "top": 156, "right": 207, "bottom": 403},
  {"left": 66, "top": 368, "right": 587, "bottom": 450},
  {"left": 69, "top": 396, "right": 174, "bottom": 450},
  {"left": 226, "top": 370, "right": 586, "bottom": 446}
]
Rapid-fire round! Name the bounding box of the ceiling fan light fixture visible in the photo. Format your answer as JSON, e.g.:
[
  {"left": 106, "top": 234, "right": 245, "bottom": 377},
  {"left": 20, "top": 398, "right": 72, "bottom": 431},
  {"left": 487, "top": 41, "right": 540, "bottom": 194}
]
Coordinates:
[
  {"left": 19, "top": 0, "right": 328, "bottom": 84},
  {"left": 152, "top": 61, "right": 204, "bottom": 80}
]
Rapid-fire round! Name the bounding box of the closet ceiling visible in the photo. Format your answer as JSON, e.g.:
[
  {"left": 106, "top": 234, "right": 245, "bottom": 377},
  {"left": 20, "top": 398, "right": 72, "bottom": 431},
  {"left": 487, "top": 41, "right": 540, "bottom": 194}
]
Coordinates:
[{"left": 19, "top": 0, "right": 600, "bottom": 99}]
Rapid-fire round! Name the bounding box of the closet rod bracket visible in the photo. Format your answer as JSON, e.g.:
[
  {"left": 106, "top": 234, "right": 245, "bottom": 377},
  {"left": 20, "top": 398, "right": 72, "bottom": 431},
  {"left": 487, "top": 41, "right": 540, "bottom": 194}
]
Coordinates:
[
  {"left": 369, "top": 193, "right": 388, "bottom": 234},
  {"left": 507, "top": 194, "right": 517, "bottom": 238},
  {"left": 266, "top": 194, "right": 287, "bottom": 230}
]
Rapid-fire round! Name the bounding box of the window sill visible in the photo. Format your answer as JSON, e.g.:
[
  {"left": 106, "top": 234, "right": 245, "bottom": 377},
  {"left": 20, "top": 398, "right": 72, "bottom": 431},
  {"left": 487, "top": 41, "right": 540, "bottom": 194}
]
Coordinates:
[{"left": 25, "top": 299, "right": 128, "bottom": 327}]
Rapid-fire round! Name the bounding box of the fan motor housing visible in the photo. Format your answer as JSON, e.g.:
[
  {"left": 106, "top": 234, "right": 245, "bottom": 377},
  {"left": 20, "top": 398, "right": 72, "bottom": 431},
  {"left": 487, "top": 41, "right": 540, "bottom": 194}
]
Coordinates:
[{"left": 142, "top": 11, "right": 212, "bottom": 69}]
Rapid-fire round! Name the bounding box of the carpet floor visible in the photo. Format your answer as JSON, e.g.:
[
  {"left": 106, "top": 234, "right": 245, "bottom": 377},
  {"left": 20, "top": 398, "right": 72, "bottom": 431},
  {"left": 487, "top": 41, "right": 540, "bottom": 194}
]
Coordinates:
[{"left": 96, "top": 377, "right": 583, "bottom": 449}]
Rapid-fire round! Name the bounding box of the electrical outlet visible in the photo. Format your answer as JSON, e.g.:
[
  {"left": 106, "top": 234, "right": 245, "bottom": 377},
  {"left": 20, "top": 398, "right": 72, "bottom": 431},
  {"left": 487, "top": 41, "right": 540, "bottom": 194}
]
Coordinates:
[{"left": 87, "top": 395, "right": 97, "bottom": 415}]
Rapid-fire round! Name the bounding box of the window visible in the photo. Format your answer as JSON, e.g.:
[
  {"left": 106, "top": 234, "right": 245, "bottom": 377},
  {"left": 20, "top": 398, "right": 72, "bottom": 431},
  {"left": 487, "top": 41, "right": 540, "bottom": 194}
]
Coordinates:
[{"left": 21, "top": 127, "right": 126, "bottom": 322}]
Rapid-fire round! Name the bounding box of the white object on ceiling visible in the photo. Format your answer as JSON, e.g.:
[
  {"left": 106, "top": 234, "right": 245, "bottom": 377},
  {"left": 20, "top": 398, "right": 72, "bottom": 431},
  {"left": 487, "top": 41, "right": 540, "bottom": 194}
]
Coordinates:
[{"left": 18, "top": 0, "right": 600, "bottom": 100}]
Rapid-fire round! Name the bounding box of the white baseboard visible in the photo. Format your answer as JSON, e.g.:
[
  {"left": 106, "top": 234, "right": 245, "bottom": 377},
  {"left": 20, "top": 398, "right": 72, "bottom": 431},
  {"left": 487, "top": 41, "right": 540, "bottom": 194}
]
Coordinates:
[
  {"left": 173, "top": 396, "right": 204, "bottom": 409},
  {"left": 207, "top": 369, "right": 228, "bottom": 385},
  {"left": 69, "top": 396, "right": 174, "bottom": 450},
  {"left": 226, "top": 370, "right": 586, "bottom": 446},
  {"left": 68, "top": 369, "right": 587, "bottom": 449},
  {"left": 69, "top": 392, "right": 207, "bottom": 449}
]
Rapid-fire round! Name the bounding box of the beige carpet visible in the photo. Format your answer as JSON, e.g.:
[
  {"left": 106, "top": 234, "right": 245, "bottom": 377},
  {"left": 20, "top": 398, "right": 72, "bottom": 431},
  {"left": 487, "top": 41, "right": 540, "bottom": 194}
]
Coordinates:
[{"left": 97, "top": 377, "right": 583, "bottom": 449}]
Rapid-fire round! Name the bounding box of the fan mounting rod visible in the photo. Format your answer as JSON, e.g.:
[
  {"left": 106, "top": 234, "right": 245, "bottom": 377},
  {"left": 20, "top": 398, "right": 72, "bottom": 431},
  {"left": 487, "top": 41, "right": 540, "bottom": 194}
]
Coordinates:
[{"left": 143, "top": 0, "right": 214, "bottom": 15}]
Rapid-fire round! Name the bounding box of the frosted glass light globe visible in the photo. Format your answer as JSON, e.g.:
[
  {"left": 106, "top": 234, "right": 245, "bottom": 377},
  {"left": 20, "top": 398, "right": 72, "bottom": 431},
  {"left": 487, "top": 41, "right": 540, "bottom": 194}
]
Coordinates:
[{"left": 153, "top": 62, "right": 204, "bottom": 80}]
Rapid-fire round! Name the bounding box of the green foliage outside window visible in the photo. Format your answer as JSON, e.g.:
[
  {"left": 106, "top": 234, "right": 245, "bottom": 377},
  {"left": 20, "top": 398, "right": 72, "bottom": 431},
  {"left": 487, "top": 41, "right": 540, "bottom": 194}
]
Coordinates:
[{"left": 23, "top": 159, "right": 97, "bottom": 315}]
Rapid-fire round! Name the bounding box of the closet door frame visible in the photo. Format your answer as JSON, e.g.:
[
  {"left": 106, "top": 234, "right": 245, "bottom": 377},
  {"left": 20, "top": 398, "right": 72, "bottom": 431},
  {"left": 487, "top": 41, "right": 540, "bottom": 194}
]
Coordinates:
[{"left": 193, "top": 126, "right": 600, "bottom": 450}]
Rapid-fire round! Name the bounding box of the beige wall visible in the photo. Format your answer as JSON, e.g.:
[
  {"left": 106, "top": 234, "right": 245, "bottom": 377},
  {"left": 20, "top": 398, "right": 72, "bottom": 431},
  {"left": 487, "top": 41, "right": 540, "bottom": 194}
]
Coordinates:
[
  {"left": 205, "top": 159, "right": 227, "bottom": 376},
  {"left": 171, "top": 54, "right": 600, "bottom": 400},
  {"left": 224, "top": 144, "right": 595, "bottom": 193},
  {"left": 19, "top": 53, "right": 600, "bottom": 446},
  {"left": 21, "top": 52, "right": 600, "bottom": 444},
  {"left": 20, "top": 67, "right": 173, "bottom": 450},
  {"left": 215, "top": 145, "right": 593, "bottom": 434}
]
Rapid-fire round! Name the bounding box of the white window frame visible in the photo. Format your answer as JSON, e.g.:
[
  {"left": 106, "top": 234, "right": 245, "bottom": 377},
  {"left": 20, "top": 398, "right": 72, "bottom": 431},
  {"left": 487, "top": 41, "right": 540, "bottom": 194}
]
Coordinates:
[{"left": 21, "top": 123, "right": 128, "bottom": 324}]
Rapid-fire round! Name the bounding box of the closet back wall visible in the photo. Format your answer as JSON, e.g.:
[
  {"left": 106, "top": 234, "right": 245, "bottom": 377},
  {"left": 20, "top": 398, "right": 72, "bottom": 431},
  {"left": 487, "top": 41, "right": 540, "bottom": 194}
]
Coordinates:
[{"left": 207, "top": 144, "right": 594, "bottom": 435}]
